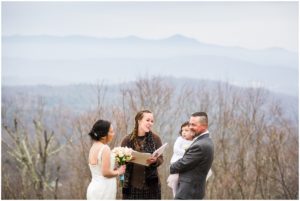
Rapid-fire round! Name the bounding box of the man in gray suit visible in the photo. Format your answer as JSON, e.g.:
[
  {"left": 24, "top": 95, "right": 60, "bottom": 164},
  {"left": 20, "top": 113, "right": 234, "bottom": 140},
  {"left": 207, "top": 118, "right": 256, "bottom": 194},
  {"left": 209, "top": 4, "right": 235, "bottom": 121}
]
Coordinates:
[{"left": 170, "top": 112, "right": 214, "bottom": 199}]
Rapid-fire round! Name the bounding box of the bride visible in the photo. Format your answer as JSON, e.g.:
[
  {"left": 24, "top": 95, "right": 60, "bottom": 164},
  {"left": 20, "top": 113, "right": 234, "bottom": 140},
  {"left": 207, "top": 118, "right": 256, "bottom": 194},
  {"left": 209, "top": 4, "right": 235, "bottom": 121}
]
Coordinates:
[{"left": 86, "top": 119, "right": 126, "bottom": 200}]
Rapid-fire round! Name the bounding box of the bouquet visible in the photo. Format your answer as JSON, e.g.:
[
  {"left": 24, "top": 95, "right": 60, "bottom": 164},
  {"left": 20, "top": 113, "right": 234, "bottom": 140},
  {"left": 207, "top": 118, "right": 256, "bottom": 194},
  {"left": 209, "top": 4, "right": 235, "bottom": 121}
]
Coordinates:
[{"left": 112, "top": 146, "right": 133, "bottom": 186}]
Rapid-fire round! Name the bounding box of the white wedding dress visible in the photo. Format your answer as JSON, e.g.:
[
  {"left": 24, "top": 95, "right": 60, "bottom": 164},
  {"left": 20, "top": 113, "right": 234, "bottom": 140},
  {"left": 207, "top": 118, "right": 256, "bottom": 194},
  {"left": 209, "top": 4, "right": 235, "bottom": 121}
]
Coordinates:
[{"left": 87, "top": 145, "right": 117, "bottom": 200}]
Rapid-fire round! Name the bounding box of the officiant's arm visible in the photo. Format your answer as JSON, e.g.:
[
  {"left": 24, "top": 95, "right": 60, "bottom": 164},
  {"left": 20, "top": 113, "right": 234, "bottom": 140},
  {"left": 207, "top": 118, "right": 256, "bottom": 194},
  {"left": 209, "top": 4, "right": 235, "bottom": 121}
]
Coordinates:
[
  {"left": 170, "top": 144, "right": 204, "bottom": 174},
  {"left": 149, "top": 133, "right": 163, "bottom": 167},
  {"left": 121, "top": 135, "right": 130, "bottom": 147}
]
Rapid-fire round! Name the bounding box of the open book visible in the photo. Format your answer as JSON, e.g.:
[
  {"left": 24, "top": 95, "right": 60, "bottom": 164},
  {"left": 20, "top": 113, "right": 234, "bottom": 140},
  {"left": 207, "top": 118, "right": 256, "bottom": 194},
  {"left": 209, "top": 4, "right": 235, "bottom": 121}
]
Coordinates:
[
  {"left": 152, "top": 143, "right": 168, "bottom": 157},
  {"left": 131, "top": 143, "right": 168, "bottom": 166}
]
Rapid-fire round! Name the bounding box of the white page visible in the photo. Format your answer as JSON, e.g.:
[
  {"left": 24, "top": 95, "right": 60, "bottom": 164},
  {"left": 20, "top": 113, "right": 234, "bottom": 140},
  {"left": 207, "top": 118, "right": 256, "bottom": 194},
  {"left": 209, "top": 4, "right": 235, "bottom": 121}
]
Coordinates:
[
  {"left": 131, "top": 151, "right": 151, "bottom": 166},
  {"left": 152, "top": 143, "right": 168, "bottom": 157}
]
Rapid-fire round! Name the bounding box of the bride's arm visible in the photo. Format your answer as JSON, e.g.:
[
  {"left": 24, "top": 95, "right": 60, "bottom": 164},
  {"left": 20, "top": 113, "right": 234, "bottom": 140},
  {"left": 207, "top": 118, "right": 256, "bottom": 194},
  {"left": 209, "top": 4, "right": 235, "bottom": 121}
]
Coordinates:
[{"left": 101, "top": 146, "right": 125, "bottom": 178}]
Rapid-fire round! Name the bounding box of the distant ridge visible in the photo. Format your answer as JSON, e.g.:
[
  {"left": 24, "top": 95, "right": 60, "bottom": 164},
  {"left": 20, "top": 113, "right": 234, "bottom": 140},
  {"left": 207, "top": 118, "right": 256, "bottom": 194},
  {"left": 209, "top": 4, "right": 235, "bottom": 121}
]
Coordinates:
[
  {"left": 2, "top": 34, "right": 297, "bottom": 53},
  {"left": 2, "top": 34, "right": 298, "bottom": 96}
]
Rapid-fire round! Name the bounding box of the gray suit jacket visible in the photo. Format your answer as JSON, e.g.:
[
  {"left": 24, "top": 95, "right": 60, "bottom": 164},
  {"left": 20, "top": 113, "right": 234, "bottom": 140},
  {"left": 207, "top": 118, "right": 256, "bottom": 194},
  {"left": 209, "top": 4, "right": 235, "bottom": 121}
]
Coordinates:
[{"left": 170, "top": 133, "right": 214, "bottom": 200}]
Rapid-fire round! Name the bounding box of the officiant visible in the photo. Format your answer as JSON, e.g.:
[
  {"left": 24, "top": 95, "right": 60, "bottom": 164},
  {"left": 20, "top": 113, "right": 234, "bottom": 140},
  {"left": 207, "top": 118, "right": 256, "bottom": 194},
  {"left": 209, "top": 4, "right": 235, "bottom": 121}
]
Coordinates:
[{"left": 120, "top": 110, "right": 163, "bottom": 199}]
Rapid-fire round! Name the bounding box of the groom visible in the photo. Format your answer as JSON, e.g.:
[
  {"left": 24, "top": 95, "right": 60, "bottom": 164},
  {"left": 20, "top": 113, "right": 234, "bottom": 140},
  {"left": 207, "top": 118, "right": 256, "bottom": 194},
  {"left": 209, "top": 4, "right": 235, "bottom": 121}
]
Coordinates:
[{"left": 170, "top": 112, "right": 214, "bottom": 199}]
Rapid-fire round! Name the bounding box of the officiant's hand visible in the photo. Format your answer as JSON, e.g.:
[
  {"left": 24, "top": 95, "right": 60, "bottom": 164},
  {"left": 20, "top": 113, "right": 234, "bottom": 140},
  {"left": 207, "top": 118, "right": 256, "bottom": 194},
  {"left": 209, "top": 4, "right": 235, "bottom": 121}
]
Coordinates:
[{"left": 146, "top": 156, "right": 158, "bottom": 165}]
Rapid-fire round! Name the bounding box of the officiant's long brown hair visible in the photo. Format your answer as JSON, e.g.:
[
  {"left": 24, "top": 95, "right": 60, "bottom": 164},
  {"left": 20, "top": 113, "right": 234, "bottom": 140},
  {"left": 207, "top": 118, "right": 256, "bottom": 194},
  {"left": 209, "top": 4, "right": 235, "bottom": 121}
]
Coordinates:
[{"left": 130, "top": 109, "right": 152, "bottom": 148}]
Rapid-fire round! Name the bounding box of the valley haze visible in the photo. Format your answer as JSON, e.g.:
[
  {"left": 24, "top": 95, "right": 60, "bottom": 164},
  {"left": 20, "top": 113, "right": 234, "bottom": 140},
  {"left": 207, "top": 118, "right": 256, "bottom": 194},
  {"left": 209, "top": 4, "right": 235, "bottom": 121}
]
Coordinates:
[{"left": 2, "top": 35, "right": 298, "bottom": 97}]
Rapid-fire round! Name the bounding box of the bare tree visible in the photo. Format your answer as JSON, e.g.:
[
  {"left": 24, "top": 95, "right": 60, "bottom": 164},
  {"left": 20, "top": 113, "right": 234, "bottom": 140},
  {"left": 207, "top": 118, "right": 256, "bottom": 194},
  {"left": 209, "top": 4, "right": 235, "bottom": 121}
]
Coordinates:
[
  {"left": 2, "top": 77, "right": 298, "bottom": 199},
  {"left": 2, "top": 112, "right": 63, "bottom": 198}
]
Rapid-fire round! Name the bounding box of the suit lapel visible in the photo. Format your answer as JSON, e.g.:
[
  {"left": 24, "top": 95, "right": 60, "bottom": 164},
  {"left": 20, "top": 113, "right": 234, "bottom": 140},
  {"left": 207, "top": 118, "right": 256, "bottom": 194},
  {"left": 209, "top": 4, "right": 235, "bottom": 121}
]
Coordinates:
[{"left": 185, "top": 133, "right": 210, "bottom": 153}]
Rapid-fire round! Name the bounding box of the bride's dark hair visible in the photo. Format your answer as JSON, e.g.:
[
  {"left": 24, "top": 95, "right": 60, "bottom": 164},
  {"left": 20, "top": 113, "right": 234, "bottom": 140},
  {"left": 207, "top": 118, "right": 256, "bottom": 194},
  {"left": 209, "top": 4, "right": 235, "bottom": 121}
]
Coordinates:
[{"left": 88, "top": 119, "right": 111, "bottom": 141}]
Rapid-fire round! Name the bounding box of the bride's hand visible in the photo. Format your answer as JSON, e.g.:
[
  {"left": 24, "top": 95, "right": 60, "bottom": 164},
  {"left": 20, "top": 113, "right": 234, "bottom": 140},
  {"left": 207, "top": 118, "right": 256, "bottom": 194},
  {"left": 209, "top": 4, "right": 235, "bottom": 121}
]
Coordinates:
[{"left": 118, "top": 165, "right": 126, "bottom": 175}]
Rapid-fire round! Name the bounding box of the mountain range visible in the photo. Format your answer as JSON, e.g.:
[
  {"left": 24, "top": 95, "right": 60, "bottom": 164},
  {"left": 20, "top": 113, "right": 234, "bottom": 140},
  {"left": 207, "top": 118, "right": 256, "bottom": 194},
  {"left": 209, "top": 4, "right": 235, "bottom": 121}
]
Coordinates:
[{"left": 2, "top": 34, "right": 298, "bottom": 96}]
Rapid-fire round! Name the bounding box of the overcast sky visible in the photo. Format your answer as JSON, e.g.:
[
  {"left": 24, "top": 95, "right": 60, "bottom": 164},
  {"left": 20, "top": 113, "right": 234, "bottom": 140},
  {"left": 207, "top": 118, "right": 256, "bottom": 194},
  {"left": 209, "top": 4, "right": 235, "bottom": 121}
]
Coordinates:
[{"left": 2, "top": 1, "right": 298, "bottom": 52}]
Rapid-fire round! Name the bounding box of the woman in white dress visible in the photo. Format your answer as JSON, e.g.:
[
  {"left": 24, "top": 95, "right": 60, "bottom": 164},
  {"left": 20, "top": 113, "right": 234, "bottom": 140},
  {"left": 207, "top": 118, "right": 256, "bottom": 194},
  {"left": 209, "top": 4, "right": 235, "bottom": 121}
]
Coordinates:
[{"left": 86, "top": 119, "right": 126, "bottom": 200}]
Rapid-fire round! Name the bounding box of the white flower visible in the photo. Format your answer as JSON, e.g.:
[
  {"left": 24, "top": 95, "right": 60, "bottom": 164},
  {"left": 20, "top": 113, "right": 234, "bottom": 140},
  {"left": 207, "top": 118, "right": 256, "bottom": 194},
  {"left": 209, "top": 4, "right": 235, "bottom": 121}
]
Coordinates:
[
  {"left": 183, "top": 144, "right": 190, "bottom": 151},
  {"left": 118, "top": 151, "right": 124, "bottom": 158},
  {"left": 112, "top": 146, "right": 133, "bottom": 165},
  {"left": 124, "top": 147, "right": 133, "bottom": 156}
]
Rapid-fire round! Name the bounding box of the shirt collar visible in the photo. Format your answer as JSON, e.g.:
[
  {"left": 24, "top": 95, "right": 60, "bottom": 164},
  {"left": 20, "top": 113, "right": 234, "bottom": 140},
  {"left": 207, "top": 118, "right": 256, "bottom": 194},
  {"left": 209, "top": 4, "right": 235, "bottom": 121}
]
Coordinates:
[{"left": 194, "top": 130, "right": 209, "bottom": 140}]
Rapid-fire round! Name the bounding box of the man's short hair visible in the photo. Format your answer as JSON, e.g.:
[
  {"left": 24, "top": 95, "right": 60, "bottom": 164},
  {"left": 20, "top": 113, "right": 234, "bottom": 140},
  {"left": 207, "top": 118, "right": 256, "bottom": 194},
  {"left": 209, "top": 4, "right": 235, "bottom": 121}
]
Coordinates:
[{"left": 191, "top": 112, "right": 208, "bottom": 125}]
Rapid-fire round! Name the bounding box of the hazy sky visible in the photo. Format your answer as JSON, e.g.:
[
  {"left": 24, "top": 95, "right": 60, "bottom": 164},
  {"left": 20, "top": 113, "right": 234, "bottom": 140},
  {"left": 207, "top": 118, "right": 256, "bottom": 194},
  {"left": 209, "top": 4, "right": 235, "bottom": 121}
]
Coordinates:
[{"left": 2, "top": 1, "right": 298, "bottom": 51}]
